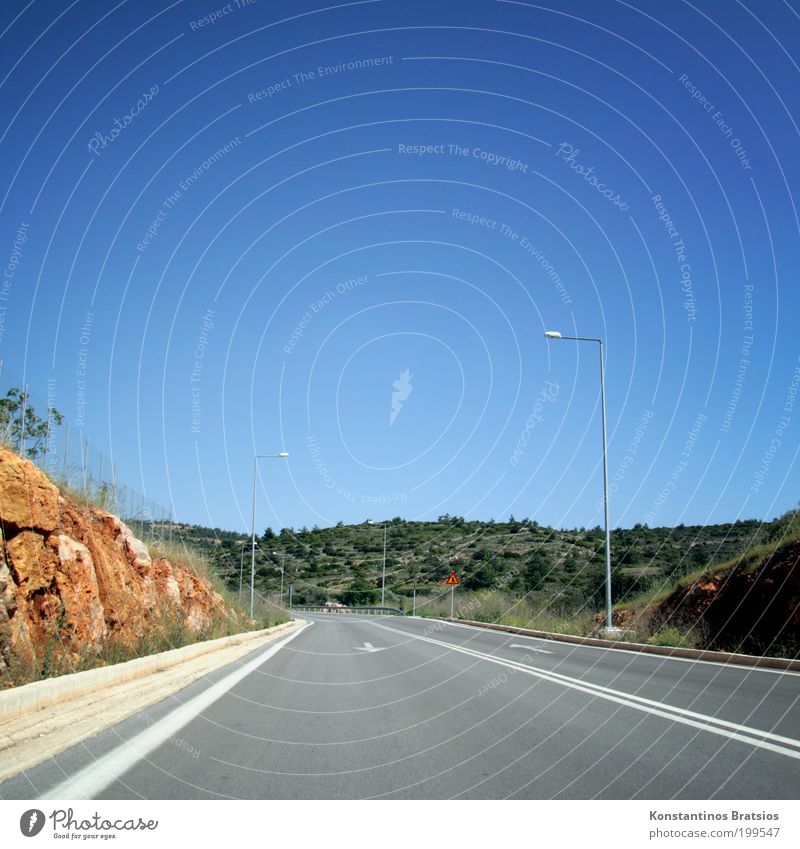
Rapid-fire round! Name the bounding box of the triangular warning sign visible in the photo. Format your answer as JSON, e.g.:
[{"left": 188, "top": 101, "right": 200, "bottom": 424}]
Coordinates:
[{"left": 445, "top": 571, "right": 460, "bottom": 586}]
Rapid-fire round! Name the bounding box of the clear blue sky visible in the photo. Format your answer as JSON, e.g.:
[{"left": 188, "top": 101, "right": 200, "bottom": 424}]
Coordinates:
[{"left": 1, "top": 0, "right": 798, "bottom": 534}]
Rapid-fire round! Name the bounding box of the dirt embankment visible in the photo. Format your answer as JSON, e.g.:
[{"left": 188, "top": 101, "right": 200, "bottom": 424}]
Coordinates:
[
  {"left": 630, "top": 539, "right": 800, "bottom": 655},
  {"left": 0, "top": 446, "right": 233, "bottom": 685}
]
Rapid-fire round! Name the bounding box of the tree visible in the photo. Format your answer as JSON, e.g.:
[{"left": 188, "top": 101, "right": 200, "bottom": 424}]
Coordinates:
[
  {"left": 463, "top": 560, "right": 498, "bottom": 590},
  {"left": 521, "top": 551, "right": 550, "bottom": 591},
  {"left": 340, "top": 578, "right": 379, "bottom": 606},
  {"left": 0, "top": 388, "right": 63, "bottom": 459},
  {"left": 262, "top": 527, "right": 276, "bottom": 540},
  {"left": 615, "top": 547, "right": 639, "bottom": 567}
]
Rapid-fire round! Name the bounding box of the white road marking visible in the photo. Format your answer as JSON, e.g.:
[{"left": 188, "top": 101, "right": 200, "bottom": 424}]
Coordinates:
[
  {"left": 369, "top": 620, "right": 800, "bottom": 761},
  {"left": 509, "top": 643, "right": 553, "bottom": 654},
  {"left": 39, "top": 623, "right": 311, "bottom": 800},
  {"left": 355, "top": 642, "right": 383, "bottom": 652},
  {"left": 439, "top": 618, "right": 800, "bottom": 677}
]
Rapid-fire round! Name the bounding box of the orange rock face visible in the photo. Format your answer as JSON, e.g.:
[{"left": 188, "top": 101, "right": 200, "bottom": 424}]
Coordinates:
[
  {"left": 0, "top": 448, "right": 59, "bottom": 534},
  {"left": 0, "top": 447, "right": 232, "bottom": 683}
]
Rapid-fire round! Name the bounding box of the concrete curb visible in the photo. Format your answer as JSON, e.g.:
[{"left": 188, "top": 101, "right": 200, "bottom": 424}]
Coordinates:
[
  {"left": 0, "top": 619, "right": 302, "bottom": 723},
  {"left": 449, "top": 618, "right": 800, "bottom": 672}
]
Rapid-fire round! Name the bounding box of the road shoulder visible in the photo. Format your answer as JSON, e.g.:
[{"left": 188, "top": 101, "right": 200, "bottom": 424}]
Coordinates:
[{"left": 0, "top": 620, "right": 303, "bottom": 784}]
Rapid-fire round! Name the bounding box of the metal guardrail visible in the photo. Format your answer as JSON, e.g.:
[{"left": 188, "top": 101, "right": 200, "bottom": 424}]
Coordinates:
[{"left": 291, "top": 605, "right": 403, "bottom": 615}]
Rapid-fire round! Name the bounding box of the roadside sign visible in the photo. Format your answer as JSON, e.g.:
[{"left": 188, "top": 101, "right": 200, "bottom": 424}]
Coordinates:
[{"left": 445, "top": 572, "right": 460, "bottom": 619}]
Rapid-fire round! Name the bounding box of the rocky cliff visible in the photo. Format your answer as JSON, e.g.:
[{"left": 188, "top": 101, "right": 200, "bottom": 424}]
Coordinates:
[{"left": 0, "top": 446, "right": 232, "bottom": 686}]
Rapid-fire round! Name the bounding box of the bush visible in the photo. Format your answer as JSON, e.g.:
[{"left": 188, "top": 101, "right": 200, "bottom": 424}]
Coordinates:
[
  {"left": 340, "top": 578, "right": 379, "bottom": 606},
  {"left": 648, "top": 628, "right": 698, "bottom": 649}
]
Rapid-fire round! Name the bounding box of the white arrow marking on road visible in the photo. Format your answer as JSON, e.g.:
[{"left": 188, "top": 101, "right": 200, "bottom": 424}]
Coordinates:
[
  {"left": 355, "top": 642, "right": 384, "bottom": 652},
  {"left": 509, "top": 643, "right": 553, "bottom": 654}
]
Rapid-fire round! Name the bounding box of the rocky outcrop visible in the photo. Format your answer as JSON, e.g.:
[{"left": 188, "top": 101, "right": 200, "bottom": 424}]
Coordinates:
[
  {"left": 649, "top": 540, "right": 800, "bottom": 655},
  {"left": 603, "top": 539, "right": 800, "bottom": 655},
  {"left": 0, "top": 447, "right": 232, "bottom": 684}
]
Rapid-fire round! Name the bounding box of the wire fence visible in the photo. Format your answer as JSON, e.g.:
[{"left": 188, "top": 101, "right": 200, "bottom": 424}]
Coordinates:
[{"left": 0, "top": 360, "right": 175, "bottom": 546}]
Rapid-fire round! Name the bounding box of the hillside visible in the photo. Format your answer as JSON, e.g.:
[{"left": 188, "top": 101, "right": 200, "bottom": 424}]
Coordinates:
[
  {"left": 187, "top": 512, "right": 781, "bottom": 612},
  {"left": 624, "top": 513, "right": 800, "bottom": 656}
]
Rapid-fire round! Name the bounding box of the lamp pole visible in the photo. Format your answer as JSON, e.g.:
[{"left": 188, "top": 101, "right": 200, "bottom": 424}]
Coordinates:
[
  {"left": 381, "top": 522, "right": 387, "bottom": 606},
  {"left": 250, "top": 452, "right": 289, "bottom": 619},
  {"left": 544, "top": 331, "right": 615, "bottom": 632},
  {"left": 366, "top": 519, "right": 388, "bottom": 607}
]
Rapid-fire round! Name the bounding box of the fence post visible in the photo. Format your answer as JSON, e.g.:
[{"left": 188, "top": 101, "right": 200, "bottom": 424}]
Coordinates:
[
  {"left": 62, "top": 420, "right": 70, "bottom": 481},
  {"left": 42, "top": 404, "right": 51, "bottom": 470},
  {"left": 18, "top": 384, "right": 27, "bottom": 455},
  {"left": 81, "top": 436, "right": 90, "bottom": 497}
]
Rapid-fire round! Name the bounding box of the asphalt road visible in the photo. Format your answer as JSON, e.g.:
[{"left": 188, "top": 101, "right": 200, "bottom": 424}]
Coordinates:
[{"left": 2, "top": 615, "right": 799, "bottom": 799}]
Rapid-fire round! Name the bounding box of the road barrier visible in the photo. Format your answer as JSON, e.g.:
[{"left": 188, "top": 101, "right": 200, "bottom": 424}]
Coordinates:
[
  {"left": 291, "top": 605, "right": 402, "bottom": 615},
  {"left": 448, "top": 618, "right": 800, "bottom": 672},
  {"left": 0, "top": 620, "right": 303, "bottom": 723}
]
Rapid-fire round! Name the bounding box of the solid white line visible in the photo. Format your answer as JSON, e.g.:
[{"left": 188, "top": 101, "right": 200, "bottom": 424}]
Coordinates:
[
  {"left": 40, "top": 623, "right": 310, "bottom": 800},
  {"left": 370, "top": 620, "right": 800, "bottom": 760},
  {"left": 432, "top": 618, "right": 800, "bottom": 677}
]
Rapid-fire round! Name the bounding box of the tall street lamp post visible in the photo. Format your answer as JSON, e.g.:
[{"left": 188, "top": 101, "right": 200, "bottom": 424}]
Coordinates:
[
  {"left": 381, "top": 522, "right": 387, "bottom": 606},
  {"left": 367, "top": 519, "right": 388, "bottom": 607},
  {"left": 544, "top": 331, "right": 617, "bottom": 633},
  {"left": 250, "top": 452, "right": 289, "bottom": 619}
]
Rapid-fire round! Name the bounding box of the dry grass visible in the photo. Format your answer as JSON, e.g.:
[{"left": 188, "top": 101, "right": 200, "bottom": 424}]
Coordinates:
[
  {"left": 1, "top": 474, "right": 287, "bottom": 688},
  {"left": 416, "top": 589, "right": 596, "bottom": 637},
  {"left": 2, "top": 582, "right": 288, "bottom": 689},
  {"left": 148, "top": 538, "right": 286, "bottom": 630}
]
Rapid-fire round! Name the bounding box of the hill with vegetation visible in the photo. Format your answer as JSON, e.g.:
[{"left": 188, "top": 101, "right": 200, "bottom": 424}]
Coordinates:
[
  {"left": 165, "top": 507, "right": 800, "bottom": 659},
  {"left": 183, "top": 512, "right": 786, "bottom": 615}
]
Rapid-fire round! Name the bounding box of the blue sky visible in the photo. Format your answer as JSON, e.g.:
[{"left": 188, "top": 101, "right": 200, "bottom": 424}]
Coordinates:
[{"left": 1, "top": 0, "right": 798, "bottom": 534}]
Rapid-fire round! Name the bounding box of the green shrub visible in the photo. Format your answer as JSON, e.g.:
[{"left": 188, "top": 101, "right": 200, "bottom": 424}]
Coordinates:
[{"left": 648, "top": 628, "right": 698, "bottom": 649}]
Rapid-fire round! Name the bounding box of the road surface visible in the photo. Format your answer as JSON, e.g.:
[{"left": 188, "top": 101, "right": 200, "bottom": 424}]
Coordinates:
[{"left": 1, "top": 615, "right": 799, "bottom": 799}]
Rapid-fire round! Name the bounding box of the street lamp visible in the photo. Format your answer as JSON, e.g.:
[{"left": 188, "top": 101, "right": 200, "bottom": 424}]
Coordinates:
[
  {"left": 544, "top": 330, "right": 616, "bottom": 634},
  {"left": 366, "top": 519, "right": 388, "bottom": 606},
  {"left": 250, "top": 452, "right": 289, "bottom": 619}
]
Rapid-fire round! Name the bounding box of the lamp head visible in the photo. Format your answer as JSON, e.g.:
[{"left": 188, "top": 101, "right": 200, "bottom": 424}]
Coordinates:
[{"left": 544, "top": 331, "right": 562, "bottom": 339}]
